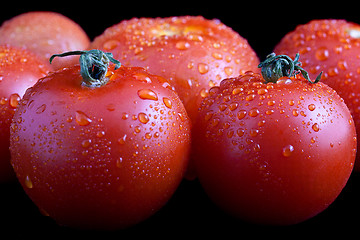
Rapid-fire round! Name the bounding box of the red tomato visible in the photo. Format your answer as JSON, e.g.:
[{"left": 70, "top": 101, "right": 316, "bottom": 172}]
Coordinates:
[
  {"left": 10, "top": 50, "right": 191, "bottom": 229},
  {"left": 274, "top": 19, "right": 360, "bottom": 171},
  {"left": 192, "top": 53, "right": 356, "bottom": 225},
  {"left": 0, "top": 45, "right": 50, "bottom": 182},
  {"left": 0, "top": 11, "right": 90, "bottom": 70},
  {"left": 91, "top": 16, "right": 259, "bottom": 123}
]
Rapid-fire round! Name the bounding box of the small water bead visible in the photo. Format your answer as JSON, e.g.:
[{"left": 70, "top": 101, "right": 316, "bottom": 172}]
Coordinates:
[
  {"left": 312, "top": 123, "right": 320, "bottom": 132},
  {"left": 138, "top": 112, "right": 149, "bottom": 124},
  {"left": 315, "top": 47, "right": 329, "bottom": 61},
  {"left": 282, "top": 144, "right": 294, "bottom": 157},
  {"left": 249, "top": 108, "right": 259, "bottom": 117},
  {"left": 175, "top": 41, "right": 190, "bottom": 50},
  {"left": 137, "top": 89, "right": 158, "bottom": 101},
  {"left": 237, "top": 110, "right": 247, "bottom": 120},
  {"left": 25, "top": 175, "right": 33, "bottom": 189},
  {"left": 308, "top": 104, "right": 316, "bottom": 111},
  {"left": 9, "top": 93, "right": 20, "bottom": 108},
  {"left": 163, "top": 97, "right": 172, "bottom": 109},
  {"left": 75, "top": 111, "right": 92, "bottom": 126},
  {"left": 198, "top": 63, "right": 209, "bottom": 74}
]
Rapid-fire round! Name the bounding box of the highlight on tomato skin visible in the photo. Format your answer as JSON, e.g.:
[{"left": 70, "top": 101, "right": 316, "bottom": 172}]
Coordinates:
[
  {"left": 9, "top": 50, "right": 191, "bottom": 230},
  {"left": 192, "top": 68, "right": 356, "bottom": 225}
]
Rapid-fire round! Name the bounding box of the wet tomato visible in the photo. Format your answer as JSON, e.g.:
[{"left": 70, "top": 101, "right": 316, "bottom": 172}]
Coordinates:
[
  {"left": 274, "top": 19, "right": 360, "bottom": 171},
  {"left": 10, "top": 50, "right": 191, "bottom": 230},
  {"left": 91, "top": 16, "right": 259, "bottom": 123},
  {"left": 0, "top": 45, "right": 50, "bottom": 182},
  {"left": 192, "top": 54, "right": 356, "bottom": 225},
  {"left": 0, "top": 11, "right": 90, "bottom": 70}
]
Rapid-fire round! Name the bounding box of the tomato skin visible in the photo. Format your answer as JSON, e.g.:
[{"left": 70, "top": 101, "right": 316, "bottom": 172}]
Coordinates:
[
  {"left": 274, "top": 19, "right": 360, "bottom": 171},
  {"left": 0, "top": 45, "right": 50, "bottom": 182},
  {"left": 91, "top": 16, "right": 259, "bottom": 123},
  {"left": 0, "top": 11, "right": 90, "bottom": 70},
  {"left": 10, "top": 65, "right": 191, "bottom": 229},
  {"left": 193, "top": 72, "right": 356, "bottom": 225}
]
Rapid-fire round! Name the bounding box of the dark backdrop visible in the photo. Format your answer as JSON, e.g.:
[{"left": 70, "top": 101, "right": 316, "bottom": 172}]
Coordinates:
[{"left": 1, "top": 1, "right": 360, "bottom": 237}]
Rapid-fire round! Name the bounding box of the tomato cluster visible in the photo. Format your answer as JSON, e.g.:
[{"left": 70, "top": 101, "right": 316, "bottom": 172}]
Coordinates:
[{"left": 0, "top": 12, "right": 359, "bottom": 229}]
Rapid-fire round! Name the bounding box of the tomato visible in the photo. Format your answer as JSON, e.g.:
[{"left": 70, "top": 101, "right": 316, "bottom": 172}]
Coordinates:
[
  {"left": 91, "top": 16, "right": 259, "bottom": 179},
  {"left": 274, "top": 19, "right": 360, "bottom": 171},
  {"left": 10, "top": 50, "right": 191, "bottom": 229},
  {"left": 91, "top": 16, "right": 259, "bottom": 123},
  {"left": 0, "top": 45, "right": 50, "bottom": 182},
  {"left": 192, "top": 53, "right": 356, "bottom": 225},
  {"left": 0, "top": 11, "right": 90, "bottom": 70}
]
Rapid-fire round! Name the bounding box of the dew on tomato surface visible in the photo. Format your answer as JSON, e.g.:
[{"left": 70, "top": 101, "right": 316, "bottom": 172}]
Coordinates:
[
  {"left": 138, "top": 112, "right": 149, "bottom": 124},
  {"left": 315, "top": 47, "right": 329, "bottom": 61},
  {"left": 137, "top": 89, "right": 158, "bottom": 101},
  {"left": 312, "top": 123, "right": 320, "bottom": 132},
  {"left": 198, "top": 63, "right": 209, "bottom": 74},
  {"left": 9, "top": 93, "right": 20, "bottom": 108},
  {"left": 282, "top": 144, "right": 294, "bottom": 157},
  {"left": 24, "top": 175, "right": 33, "bottom": 189},
  {"left": 163, "top": 97, "right": 172, "bottom": 109},
  {"left": 308, "top": 104, "right": 316, "bottom": 111},
  {"left": 175, "top": 41, "right": 190, "bottom": 50},
  {"left": 75, "top": 111, "right": 92, "bottom": 126}
]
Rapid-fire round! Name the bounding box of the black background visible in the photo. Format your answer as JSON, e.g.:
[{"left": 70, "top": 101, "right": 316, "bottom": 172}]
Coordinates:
[{"left": 1, "top": 1, "right": 360, "bottom": 237}]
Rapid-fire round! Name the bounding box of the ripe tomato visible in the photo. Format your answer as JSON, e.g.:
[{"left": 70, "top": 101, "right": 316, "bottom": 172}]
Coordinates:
[
  {"left": 0, "top": 45, "right": 50, "bottom": 182},
  {"left": 91, "top": 16, "right": 259, "bottom": 123},
  {"left": 10, "top": 50, "right": 191, "bottom": 229},
  {"left": 0, "top": 11, "right": 90, "bottom": 70},
  {"left": 192, "top": 53, "right": 356, "bottom": 225},
  {"left": 274, "top": 19, "right": 360, "bottom": 171}
]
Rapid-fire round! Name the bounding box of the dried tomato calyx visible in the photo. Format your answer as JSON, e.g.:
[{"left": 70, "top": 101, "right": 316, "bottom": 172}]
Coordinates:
[
  {"left": 50, "top": 49, "right": 121, "bottom": 88},
  {"left": 258, "top": 52, "right": 322, "bottom": 84}
]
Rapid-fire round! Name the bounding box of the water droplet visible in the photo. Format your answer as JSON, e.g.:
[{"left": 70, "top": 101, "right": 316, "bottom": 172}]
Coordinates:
[
  {"left": 315, "top": 47, "right": 329, "bottom": 61},
  {"left": 290, "top": 109, "right": 299, "bottom": 117},
  {"left": 106, "top": 103, "right": 116, "bottom": 111},
  {"left": 249, "top": 108, "right": 259, "bottom": 117},
  {"left": 237, "top": 110, "right": 247, "bottom": 120},
  {"left": 175, "top": 41, "right": 190, "bottom": 50},
  {"left": 96, "top": 131, "right": 105, "bottom": 138},
  {"left": 138, "top": 89, "right": 158, "bottom": 101},
  {"left": 229, "top": 103, "right": 238, "bottom": 111},
  {"left": 75, "top": 111, "right": 92, "bottom": 126},
  {"left": 9, "top": 94, "right": 20, "bottom": 108},
  {"left": 36, "top": 104, "right": 47, "bottom": 114},
  {"left": 138, "top": 112, "right": 149, "bottom": 124},
  {"left": 163, "top": 97, "right": 172, "bottom": 109},
  {"left": 282, "top": 145, "right": 294, "bottom": 157},
  {"left": 198, "top": 63, "right": 209, "bottom": 74},
  {"left": 257, "top": 88, "right": 268, "bottom": 95},
  {"left": 118, "top": 134, "right": 127, "bottom": 145},
  {"left": 312, "top": 123, "right": 320, "bottom": 132},
  {"left": 116, "top": 157, "right": 123, "bottom": 168},
  {"left": 224, "top": 66, "right": 233, "bottom": 76},
  {"left": 133, "top": 72, "right": 152, "bottom": 83},
  {"left": 253, "top": 143, "right": 261, "bottom": 152},
  {"left": 25, "top": 175, "right": 33, "bottom": 189},
  {"left": 103, "top": 40, "right": 119, "bottom": 51},
  {"left": 81, "top": 139, "right": 92, "bottom": 148},
  {"left": 308, "top": 104, "right": 316, "bottom": 111},
  {"left": 212, "top": 52, "right": 223, "bottom": 60}
]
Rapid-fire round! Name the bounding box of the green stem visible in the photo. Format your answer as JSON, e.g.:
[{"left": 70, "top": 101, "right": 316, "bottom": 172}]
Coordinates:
[
  {"left": 50, "top": 50, "right": 121, "bottom": 88},
  {"left": 258, "top": 53, "right": 322, "bottom": 84}
]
